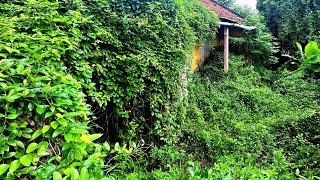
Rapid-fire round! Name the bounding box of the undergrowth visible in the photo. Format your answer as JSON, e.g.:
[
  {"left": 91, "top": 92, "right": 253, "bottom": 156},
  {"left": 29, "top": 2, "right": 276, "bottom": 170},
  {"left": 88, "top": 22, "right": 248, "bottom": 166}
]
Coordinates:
[
  {"left": 0, "top": 0, "right": 319, "bottom": 179},
  {"left": 145, "top": 54, "right": 320, "bottom": 179}
]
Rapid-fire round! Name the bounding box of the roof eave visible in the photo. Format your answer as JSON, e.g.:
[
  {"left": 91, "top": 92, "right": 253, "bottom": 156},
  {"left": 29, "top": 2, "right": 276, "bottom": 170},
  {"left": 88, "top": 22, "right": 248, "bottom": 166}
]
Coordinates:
[{"left": 219, "top": 22, "right": 256, "bottom": 31}]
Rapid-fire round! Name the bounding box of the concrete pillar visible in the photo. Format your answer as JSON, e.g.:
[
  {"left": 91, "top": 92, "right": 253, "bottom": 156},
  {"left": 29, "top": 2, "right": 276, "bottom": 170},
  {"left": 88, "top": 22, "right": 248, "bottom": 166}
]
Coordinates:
[{"left": 224, "top": 26, "right": 229, "bottom": 72}]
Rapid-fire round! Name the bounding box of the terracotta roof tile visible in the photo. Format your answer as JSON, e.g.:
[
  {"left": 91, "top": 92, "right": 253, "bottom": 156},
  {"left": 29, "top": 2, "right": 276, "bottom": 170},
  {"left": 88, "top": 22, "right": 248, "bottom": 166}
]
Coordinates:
[{"left": 199, "top": 0, "right": 243, "bottom": 23}]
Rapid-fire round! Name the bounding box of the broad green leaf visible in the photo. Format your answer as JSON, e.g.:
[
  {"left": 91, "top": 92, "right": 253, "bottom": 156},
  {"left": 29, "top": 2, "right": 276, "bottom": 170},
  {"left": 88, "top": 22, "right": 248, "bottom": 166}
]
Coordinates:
[
  {"left": 50, "top": 121, "right": 59, "bottom": 129},
  {"left": 53, "top": 171, "right": 62, "bottom": 180},
  {"left": 71, "top": 168, "right": 80, "bottom": 180},
  {"left": 20, "top": 154, "right": 33, "bottom": 166},
  {"left": 7, "top": 113, "right": 18, "bottom": 120},
  {"left": 57, "top": 118, "right": 68, "bottom": 127},
  {"left": 26, "top": 142, "right": 38, "bottom": 153},
  {"left": 52, "top": 128, "right": 64, "bottom": 138},
  {"left": 37, "top": 141, "right": 49, "bottom": 156},
  {"left": 89, "top": 134, "right": 103, "bottom": 142},
  {"left": 80, "top": 167, "right": 89, "bottom": 180},
  {"left": 16, "top": 140, "right": 25, "bottom": 149},
  {"left": 305, "top": 41, "right": 319, "bottom": 58},
  {"left": 0, "top": 164, "right": 9, "bottom": 175},
  {"left": 9, "top": 160, "right": 20, "bottom": 173},
  {"left": 44, "top": 111, "right": 54, "bottom": 119},
  {"left": 31, "top": 130, "right": 42, "bottom": 141},
  {"left": 36, "top": 105, "right": 47, "bottom": 115},
  {"left": 42, "top": 125, "right": 51, "bottom": 134}
]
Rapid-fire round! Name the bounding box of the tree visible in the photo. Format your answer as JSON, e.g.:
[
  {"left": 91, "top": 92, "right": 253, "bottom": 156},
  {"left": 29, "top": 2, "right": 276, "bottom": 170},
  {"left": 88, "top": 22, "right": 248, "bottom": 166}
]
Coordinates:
[
  {"left": 216, "top": 0, "right": 236, "bottom": 7},
  {"left": 257, "top": 0, "right": 320, "bottom": 53}
]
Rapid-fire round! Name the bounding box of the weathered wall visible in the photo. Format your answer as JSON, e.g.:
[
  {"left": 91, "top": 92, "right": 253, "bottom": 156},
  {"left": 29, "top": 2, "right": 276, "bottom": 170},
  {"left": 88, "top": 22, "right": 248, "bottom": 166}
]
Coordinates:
[
  {"left": 191, "top": 43, "right": 211, "bottom": 71},
  {"left": 191, "top": 45, "right": 202, "bottom": 71}
]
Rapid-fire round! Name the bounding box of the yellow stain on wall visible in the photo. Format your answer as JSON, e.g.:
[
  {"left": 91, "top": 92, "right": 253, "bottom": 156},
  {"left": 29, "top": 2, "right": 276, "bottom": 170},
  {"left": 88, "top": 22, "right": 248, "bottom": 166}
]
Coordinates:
[{"left": 191, "top": 44, "right": 202, "bottom": 72}]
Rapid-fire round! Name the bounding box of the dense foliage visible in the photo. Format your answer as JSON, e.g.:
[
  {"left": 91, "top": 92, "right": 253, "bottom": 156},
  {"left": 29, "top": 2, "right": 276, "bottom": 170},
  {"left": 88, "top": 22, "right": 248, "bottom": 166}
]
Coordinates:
[
  {"left": 257, "top": 0, "right": 320, "bottom": 52},
  {"left": 109, "top": 55, "right": 319, "bottom": 178},
  {"left": 159, "top": 55, "right": 319, "bottom": 178},
  {"left": 0, "top": 0, "right": 218, "bottom": 179},
  {"left": 0, "top": 0, "right": 319, "bottom": 179},
  {"left": 216, "top": 0, "right": 236, "bottom": 7}
]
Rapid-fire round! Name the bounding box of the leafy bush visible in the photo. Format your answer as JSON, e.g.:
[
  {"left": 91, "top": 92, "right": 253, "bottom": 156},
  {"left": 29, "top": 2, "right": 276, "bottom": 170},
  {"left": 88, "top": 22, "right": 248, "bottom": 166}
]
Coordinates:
[
  {"left": 0, "top": 2, "right": 112, "bottom": 178},
  {"left": 0, "top": 58, "right": 110, "bottom": 179},
  {"left": 297, "top": 41, "right": 320, "bottom": 73},
  {"left": 62, "top": 0, "right": 217, "bottom": 142}
]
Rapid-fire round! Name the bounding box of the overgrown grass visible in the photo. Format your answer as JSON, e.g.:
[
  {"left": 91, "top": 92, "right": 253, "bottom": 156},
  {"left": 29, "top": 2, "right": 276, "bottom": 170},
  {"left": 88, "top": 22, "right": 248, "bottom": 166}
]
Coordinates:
[{"left": 139, "top": 55, "right": 320, "bottom": 179}]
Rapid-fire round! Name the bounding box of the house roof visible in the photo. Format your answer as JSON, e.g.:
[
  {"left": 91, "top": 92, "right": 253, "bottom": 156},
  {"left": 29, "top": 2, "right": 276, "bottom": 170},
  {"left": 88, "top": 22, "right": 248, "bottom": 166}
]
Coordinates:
[{"left": 199, "top": 0, "right": 243, "bottom": 23}]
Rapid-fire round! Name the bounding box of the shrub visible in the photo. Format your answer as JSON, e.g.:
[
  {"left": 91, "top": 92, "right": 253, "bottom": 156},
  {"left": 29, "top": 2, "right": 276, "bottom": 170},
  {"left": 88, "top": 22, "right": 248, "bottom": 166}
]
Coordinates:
[
  {"left": 0, "top": 58, "right": 109, "bottom": 179},
  {"left": 297, "top": 41, "right": 320, "bottom": 73}
]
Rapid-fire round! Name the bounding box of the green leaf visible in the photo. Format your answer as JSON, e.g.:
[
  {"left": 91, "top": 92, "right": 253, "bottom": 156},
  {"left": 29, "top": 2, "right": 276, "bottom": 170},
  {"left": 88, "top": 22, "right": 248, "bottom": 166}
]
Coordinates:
[
  {"left": 103, "top": 142, "right": 111, "bottom": 151},
  {"left": 71, "top": 168, "right": 80, "bottom": 180},
  {"left": 80, "top": 167, "right": 89, "bottom": 180},
  {"left": 53, "top": 171, "right": 62, "bottom": 180},
  {"left": 26, "top": 143, "right": 38, "bottom": 153},
  {"left": 16, "top": 140, "right": 25, "bottom": 149},
  {"left": 305, "top": 41, "right": 319, "bottom": 58},
  {"left": 7, "top": 113, "right": 18, "bottom": 120},
  {"left": 44, "top": 111, "right": 54, "bottom": 119},
  {"left": 114, "top": 143, "right": 120, "bottom": 151},
  {"left": 36, "top": 105, "right": 47, "bottom": 115},
  {"left": 89, "top": 134, "right": 103, "bottom": 142},
  {"left": 20, "top": 154, "right": 33, "bottom": 166},
  {"left": 37, "top": 141, "right": 49, "bottom": 156},
  {"left": 296, "top": 42, "right": 303, "bottom": 58},
  {"left": 64, "top": 133, "right": 75, "bottom": 143},
  {"left": 57, "top": 118, "right": 68, "bottom": 127},
  {"left": 50, "top": 121, "right": 59, "bottom": 129},
  {"left": 53, "top": 128, "right": 64, "bottom": 138},
  {"left": 27, "top": 103, "right": 33, "bottom": 111},
  {"left": 3, "top": 152, "right": 16, "bottom": 159},
  {"left": 42, "top": 125, "right": 51, "bottom": 134},
  {"left": 0, "top": 164, "right": 9, "bottom": 176},
  {"left": 31, "top": 130, "right": 42, "bottom": 141},
  {"left": 9, "top": 160, "right": 20, "bottom": 173},
  {"left": 88, "top": 153, "right": 101, "bottom": 162}
]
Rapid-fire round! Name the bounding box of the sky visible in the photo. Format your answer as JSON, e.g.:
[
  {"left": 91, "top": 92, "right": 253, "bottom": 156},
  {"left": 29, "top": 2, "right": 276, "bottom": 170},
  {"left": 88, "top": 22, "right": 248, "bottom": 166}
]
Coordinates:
[{"left": 235, "top": 0, "right": 257, "bottom": 9}]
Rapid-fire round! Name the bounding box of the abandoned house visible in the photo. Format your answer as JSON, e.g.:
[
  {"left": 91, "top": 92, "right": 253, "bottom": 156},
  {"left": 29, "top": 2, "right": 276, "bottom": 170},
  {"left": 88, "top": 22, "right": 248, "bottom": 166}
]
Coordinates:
[{"left": 191, "top": 0, "right": 255, "bottom": 72}]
